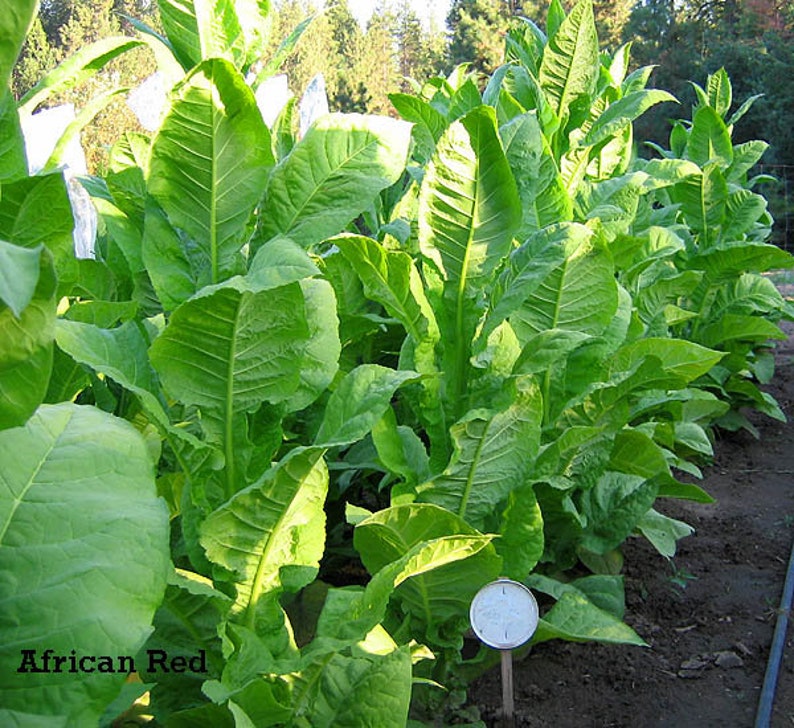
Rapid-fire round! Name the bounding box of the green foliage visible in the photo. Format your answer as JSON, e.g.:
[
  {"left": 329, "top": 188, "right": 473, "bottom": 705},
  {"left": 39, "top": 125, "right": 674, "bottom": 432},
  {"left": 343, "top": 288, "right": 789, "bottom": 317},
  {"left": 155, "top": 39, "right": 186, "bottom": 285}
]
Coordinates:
[
  {"left": 0, "top": 403, "right": 169, "bottom": 725},
  {"left": 2, "top": 0, "right": 792, "bottom": 724}
]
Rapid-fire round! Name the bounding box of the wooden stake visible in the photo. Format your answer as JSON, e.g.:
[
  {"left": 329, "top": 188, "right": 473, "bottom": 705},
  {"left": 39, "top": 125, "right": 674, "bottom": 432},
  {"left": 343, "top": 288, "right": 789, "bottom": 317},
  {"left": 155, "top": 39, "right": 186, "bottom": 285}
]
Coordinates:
[{"left": 501, "top": 649, "right": 515, "bottom": 726}]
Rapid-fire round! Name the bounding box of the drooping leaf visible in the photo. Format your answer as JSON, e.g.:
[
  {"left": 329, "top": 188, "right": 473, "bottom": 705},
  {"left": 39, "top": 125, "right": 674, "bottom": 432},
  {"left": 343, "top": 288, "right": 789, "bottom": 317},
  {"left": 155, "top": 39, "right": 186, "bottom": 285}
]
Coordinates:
[
  {"left": 354, "top": 503, "right": 500, "bottom": 643},
  {"left": 17, "top": 36, "right": 143, "bottom": 116},
  {"left": 611, "top": 338, "right": 724, "bottom": 383},
  {"left": 688, "top": 241, "right": 794, "bottom": 283},
  {"left": 637, "top": 508, "right": 693, "bottom": 558},
  {"left": 0, "top": 403, "right": 169, "bottom": 725},
  {"left": 526, "top": 574, "right": 645, "bottom": 645},
  {"left": 255, "top": 114, "right": 411, "bottom": 249},
  {"left": 314, "top": 365, "right": 419, "bottom": 448},
  {"left": 200, "top": 447, "right": 328, "bottom": 631},
  {"left": 148, "top": 59, "right": 273, "bottom": 286},
  {"left": 416, "top": 381, "right": 542, "bottom": 528}
]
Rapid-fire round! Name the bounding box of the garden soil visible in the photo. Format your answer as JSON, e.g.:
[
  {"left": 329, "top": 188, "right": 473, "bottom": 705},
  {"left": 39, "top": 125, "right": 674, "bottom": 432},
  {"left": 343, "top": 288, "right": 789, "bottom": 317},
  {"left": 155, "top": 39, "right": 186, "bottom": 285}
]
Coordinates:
[{"left": 469, "top": 322, "right": 794, "bottom": 727}]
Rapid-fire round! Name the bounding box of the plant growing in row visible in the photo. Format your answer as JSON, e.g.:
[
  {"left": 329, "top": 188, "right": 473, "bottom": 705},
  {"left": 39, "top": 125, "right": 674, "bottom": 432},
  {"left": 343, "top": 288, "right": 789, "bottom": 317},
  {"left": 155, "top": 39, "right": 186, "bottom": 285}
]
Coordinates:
[{"left": 2, "top": 0, "right": 792, "bottom": 724}]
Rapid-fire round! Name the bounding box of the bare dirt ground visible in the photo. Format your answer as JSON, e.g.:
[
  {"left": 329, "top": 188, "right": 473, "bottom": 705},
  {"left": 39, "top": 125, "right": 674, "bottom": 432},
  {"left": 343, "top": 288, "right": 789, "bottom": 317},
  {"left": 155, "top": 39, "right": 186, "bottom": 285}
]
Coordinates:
[{"left": 470, "top": 325, "right": 794, "bottom": 727}]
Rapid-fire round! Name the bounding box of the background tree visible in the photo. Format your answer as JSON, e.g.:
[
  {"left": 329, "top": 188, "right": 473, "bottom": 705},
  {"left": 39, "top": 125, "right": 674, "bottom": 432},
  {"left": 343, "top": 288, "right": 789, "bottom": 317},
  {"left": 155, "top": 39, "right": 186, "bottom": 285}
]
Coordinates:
[{"left": 447, "top": 0, "right": 513, "bottom": 75}]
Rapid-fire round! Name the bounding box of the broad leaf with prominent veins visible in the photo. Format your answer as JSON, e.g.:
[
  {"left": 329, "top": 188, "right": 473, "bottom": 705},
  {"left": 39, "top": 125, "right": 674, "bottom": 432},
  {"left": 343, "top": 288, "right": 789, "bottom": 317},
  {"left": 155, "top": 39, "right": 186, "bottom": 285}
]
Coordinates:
[
  {"left": 256, "top": 113, "right": 411, "bottom": 249},
  {"left": 149, "top": 278, "right": 311, "bottom": 496},
  {"left": 200, "top": 447, "right": 328, "bottom": 631},
  {"left": 148, "top": 59, "right": 273, "bottom": 285},
  {"left": 0, "top": 404, "right": 169, "bottom": 725}
]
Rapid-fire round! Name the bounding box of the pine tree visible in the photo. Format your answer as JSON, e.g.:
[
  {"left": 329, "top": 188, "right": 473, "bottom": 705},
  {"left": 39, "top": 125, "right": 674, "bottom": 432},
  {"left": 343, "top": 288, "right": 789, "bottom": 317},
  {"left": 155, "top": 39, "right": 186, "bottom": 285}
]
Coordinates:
[{"left": 447, "top": 0, "right": 514, "bottom": 76}]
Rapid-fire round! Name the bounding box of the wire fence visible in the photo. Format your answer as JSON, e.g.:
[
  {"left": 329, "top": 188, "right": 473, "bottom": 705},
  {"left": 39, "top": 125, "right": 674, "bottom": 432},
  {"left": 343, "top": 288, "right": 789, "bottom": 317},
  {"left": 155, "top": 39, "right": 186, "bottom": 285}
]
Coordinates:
[{"left": 756, "top": 163, "right": 794, "bottom": 252}]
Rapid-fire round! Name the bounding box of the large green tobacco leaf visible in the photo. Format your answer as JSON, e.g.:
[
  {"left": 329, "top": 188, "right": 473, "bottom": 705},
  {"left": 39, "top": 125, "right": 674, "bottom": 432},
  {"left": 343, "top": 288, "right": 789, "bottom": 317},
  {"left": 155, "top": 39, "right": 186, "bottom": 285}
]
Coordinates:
[
  {"left": 256, "top": 114, "right": 411, "bottom": 249},
  {"left": 685, "top": 106, "right": 733, "bottom": 168},
  {"left": 499, "top": 111, "right": 572, "bottom": 235},
  {"left": 284, "top": 279, "right": 341, "bottom": 412},
  {"left": 419, "top": 105, "right": 520, "bottom": 418},
  {"left": 0, "top": 243, "right": 56, "bottom": 429},
  {"left": 149, "top": 279, "right": 311, "bottom": 495},
  {"left": 157, "top": 0, "right": 202, "bottom": 70},
  {"left": 148, "top": 59, "right": 273, "bottom": 286},
  {"left": 722, "top": 189, "right": 768, "bottom": 240},
  {"left": 687, "top": 241, "right": 794, "bottom": 283},
  {"left": 418, "top": 106, "right": 520, "bottom": 295},
  {"left": 538, "top": 0, "right": 598, "bottom": 120},
  {"left": 611, "top": 338, "right": 724, "bottom": 383},
  {"left": 527, "top": 574, "right": 645, "bottom": 645},
  {"left": 284, "top": 648, "right": 411, "bottom": 728},
  {"left": 138, "top": 570, "right": 231, "bottom": 718},
  {"left": 354, "top": 504, "right": 500, "bottom": 644},
  {"left": 54, "top": 318, "right": 212, "bottom": 471},
  {"left": 510, "top": 225, "right": 617, "bottom": 343},
  {"left": 336, "top": 235, "right": 439, "bottom": 351},
  {"left": 0, "top": 173, "right": 77, "bottom": 295},
  {"left": 580, "top": 472, "right": 658, "bottom": 554},
  {"left": 314, "top": 365, "right": 419, "bottom": 447},
  {"left": 416, "top": 382, "right": 542, "bottom": 529},
  {"left": 158, "top": 0, "right": 271, "bottom": 72},
  {"left": 673, "top": 163, "right": 728, "bottom": 245},
  {"left": 200, "top": 447, "right": 328, "bottom": 631},
  {"left": 581, "top": 90, "right": 677, "bottom": 148},
  {"left": 0, "top": 403, "right": 169, "bottom": 725},
  {"left": 0, "top": 240, "right": 43, "bottom": 317},
  {"left": 479, "top": 223, "right": 579, "bottom": 345}
]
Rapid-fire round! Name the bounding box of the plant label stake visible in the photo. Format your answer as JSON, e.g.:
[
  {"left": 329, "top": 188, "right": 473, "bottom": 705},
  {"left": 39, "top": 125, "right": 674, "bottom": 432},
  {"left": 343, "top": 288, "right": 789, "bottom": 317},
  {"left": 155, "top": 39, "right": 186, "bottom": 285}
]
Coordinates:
[{"left": 470, "top": 578, "right": 539, "bottom": 725}]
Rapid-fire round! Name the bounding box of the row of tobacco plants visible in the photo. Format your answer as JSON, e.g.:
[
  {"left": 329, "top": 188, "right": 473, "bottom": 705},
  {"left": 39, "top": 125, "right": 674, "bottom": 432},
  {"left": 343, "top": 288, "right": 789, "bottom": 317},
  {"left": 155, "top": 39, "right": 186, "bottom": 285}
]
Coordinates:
[{"left": 2, "top": 0, "right": 792, "bottom": 725}]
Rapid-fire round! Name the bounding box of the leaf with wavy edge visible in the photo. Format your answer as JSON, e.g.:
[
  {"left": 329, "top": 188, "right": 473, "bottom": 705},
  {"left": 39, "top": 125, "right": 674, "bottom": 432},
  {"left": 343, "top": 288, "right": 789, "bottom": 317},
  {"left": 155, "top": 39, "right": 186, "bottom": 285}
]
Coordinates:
[
  {"left": 256, "top": 114, "right": 411, "bottom": 250},
  {"left": 200, "top": 447, "right": 328, "bottom": 631},
  {"left": 416, "top": 381, "right": 542, "bottom": 529},
  {"left": 148, "top": 59, "right": 273, "bottom": 286},
  {"left": 538, "top": 0, "right": 598, "bottom": 119}
]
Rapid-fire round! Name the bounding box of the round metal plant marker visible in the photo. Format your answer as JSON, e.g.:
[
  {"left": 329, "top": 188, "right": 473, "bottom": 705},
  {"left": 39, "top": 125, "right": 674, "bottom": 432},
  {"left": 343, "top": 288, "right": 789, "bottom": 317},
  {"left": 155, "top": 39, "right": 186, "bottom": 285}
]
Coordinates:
[{"left": 470, "top": 579, "right": 539, "bottom": 724}]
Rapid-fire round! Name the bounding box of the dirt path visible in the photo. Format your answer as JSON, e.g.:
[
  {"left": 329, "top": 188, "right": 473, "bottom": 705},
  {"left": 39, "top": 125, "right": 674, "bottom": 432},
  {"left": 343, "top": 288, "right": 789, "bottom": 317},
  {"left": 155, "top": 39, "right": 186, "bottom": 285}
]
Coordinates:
[{"left": 470, "top": 329, "right": 794, "bottom": 727}]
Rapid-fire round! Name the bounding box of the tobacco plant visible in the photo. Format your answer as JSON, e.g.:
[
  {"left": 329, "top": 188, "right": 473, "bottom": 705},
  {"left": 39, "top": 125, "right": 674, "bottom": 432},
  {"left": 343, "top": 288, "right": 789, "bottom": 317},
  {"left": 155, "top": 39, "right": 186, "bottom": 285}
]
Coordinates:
[{"left": 2, "top": 0, "right": 793, "bottom": 725}]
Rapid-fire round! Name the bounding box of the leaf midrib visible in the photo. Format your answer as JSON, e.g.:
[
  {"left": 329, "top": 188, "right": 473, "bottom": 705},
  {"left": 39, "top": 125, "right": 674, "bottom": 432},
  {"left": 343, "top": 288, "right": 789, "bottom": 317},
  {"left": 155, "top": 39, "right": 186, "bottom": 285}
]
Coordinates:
[
  {"left": 0, "top": 410, "right": 66, "bottom": 546},
  {"left": 276, "top": 130, "right": 383, "bottom": 238}
]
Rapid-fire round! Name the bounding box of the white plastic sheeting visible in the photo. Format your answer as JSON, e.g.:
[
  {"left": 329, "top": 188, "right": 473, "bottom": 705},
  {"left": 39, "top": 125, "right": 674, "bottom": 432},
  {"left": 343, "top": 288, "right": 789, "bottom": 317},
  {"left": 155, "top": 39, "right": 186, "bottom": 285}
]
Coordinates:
[
  {"left": 127, "top": 71, "right": 167, "bottom": 132},
  {"left": 299, "top": 73, "right": 329, "bottom": 138},
  {"left": 255, "top": 73, "right": 292, "bottom": 128},
  {"left": 19, "top": 104, "right": 97, "bottom": 259}
]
